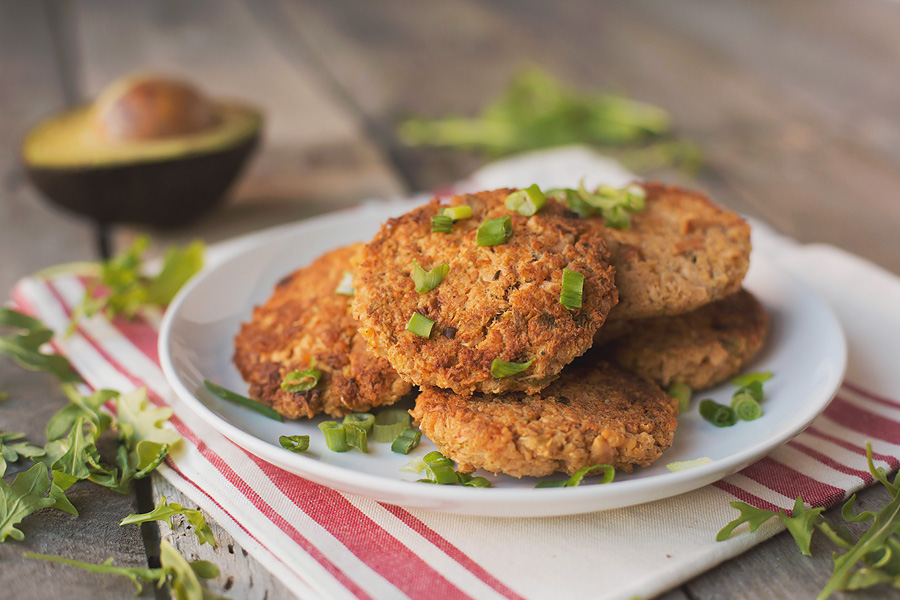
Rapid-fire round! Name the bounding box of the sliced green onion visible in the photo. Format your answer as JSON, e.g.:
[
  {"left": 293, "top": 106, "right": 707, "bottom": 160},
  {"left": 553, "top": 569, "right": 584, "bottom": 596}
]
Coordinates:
[
  {"left": 457, "top": 472, "right": 491, "bottom": 487},
  {"left": 731, "top": 371, "right": 773, "bottom": 387},
  {"left": 736, "top": 381, "right": 764, "bottom": 403},
  {"left": 442, "top": 205, "right": 473, "bottom": 221},
  {"left": 335, "top": 270, "right": 355, "bottom": 296},
  {"left": 476, "top": 216, "right": 513, "bottom": 246},
  {"left": 504, "top": 184, "right": 547, "bottom": 216},
  {"left": 604, "top": 204, "right": 631, "bottom": 229},
  {"left": 490, "top": 358, "right": 533, "bottom": 378},
  {"left": 280, "top": 361, "right": 322, "bottom": 393},
  {"left": 424, "top": 452, "right": 458, "bottom": 484},
  {"left": 203, "top": 380, "right": 283, "bottom": 422},
  {"left": 391, "top": 429, "right": 422, "bottom": 454},
  {"left": 373, "top": 408, "right": 411, "bottom": 442},
  {"left": 548, "top": 188, "right": 593, "bottom": 218},
  {"left": 279, "top": 435, "right": 310, "bottom": 453},
  {"left": 559, "top": 269, "right": 584, "bottom": 310},
  {"left": 667, "top": 457, "right": 713, "bottom": 472},
  {"left": 343, "top": 412, "right": 375, "bottom": 432},
  {"left": 667, "top": 382, "right": 693, "bottom": 413},
  {"left": 344, "top": 423, "right": 368, "bottom": 453},
  {"left": 406, "top": 312, "right": 435, "bottom": 338},
  {"left": 699, "top": 399, "right": 737, "bottom": 427},
  {"left": 400, "top": 456, "right": 428, "bottom": 473},
  {"left": 731, "top": 393, "right": 763, "bottom": 421},
  {"left": 318, "top": 421, "right": 348, "bottom": 452},
  {"left": 624, "top": 184, "right": 647, "bottom": 211},
  {"left": 535, "top": 464, "right": 615, "bottom": 488},
  {"left": 411, "top": 260, "right": 450, "bottom": 294},
  {"left": 431, "top": 215, "right": 453, "bottom": 233}
]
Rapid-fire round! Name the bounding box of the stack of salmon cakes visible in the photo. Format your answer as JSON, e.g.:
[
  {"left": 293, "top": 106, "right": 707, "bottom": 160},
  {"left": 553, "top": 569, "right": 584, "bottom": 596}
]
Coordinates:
[{"left": 233, "top": 182, "right": 767, "bottom": 480}]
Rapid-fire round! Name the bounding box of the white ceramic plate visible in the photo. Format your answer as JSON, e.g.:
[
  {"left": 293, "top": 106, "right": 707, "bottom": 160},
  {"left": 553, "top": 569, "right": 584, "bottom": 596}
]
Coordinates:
[{"left": 159, "top": 201, "right": 847, "bottom": 517}]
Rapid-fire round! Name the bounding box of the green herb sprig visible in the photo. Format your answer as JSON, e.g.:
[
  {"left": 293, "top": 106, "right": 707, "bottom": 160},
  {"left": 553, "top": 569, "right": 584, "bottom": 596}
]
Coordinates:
[
  {"left": 0, "top": 308, "right": 81, "bottom": 383},
  {"left": 120, "top": 495, "right": 215, "bottom": 547},
  {"left": 717, "top": 442, "right": 900, "bottom": 598}
]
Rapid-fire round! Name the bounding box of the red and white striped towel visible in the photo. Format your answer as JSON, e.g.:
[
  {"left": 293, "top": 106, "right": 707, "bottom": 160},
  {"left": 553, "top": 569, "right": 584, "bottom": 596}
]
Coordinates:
[{"left": 11, "top": 148, "right": 900, "bottom": 600}]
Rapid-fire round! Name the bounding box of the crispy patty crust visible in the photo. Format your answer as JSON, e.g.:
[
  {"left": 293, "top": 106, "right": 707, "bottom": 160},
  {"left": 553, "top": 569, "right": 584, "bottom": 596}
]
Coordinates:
[
  {"left": 593, "top": 182, "right": 751, "bottom": 320},
  {"left": 352, "top": 189, "right": 619, "bottom": 396},
  {"left": 600, "top": 288, "right": 769, "bottom": 390},
  {"left": 412, "top": 361, "right": 678, "bottom": 478},
  {"left": 233, "top": 244, "right": 412, "bottom": 419}
]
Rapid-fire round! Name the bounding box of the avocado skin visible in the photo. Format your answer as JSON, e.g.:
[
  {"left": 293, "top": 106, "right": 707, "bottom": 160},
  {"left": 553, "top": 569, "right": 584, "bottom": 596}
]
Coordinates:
[{"left": 24, "top": 133, "right": 258, "bottom": 228}]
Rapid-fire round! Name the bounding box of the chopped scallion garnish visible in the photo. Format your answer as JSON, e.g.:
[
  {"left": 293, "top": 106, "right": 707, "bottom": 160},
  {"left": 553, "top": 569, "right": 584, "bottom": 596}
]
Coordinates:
[
  {"left": 476, "top": 216, "right": 513, "bottom": 246},
  {"left": 442, "top": 205, "right": 473, "bottom": 221},
  {"left": 559, "top": 269, "right": 584, "bottom": 310},
  {"left": 335, "top": 271, "right": 355, "bottom": 296},
  {"left": 731, "top": 371, "right": 773, "bottom": 387},
  {"left": 343, "top": 412, "right": 375, "bottom": 432},
  {"left": 411, "top": 260, "right": 450, "bottom": 294},
  {"left": 666, "top": 457, "right": 713, "bottom": 472},
  {"left": 344, "top": 423, "right": 368, "bottom": 453},
  {"left": 279, "top": 435, "right": 310, "bottom": 453},
  {"left": 535, "top": 464, "right": 615, "bottom": 488},
  {"left": 422, "top": 451, "right": 461, "bottom": 485},
  {"left": 318, "top": 421, "right": 348, "bottom": 452},
  {"left": 280, "top": 361, "right": 322, "bottom": 393},
  {"left": 490, "top": 358, "right": 533, "bottom": 378},
  {"left": 667, "top": 382, "right": 692, "bottom": 413},
  {"left": 699, "top": 399, "right": 737, "bottom": 427},
  {"left": 406, "top": 312, "right": 435, "bottom": 338},
  {"left": 731, "top": 393, "right": 762, "bottom": 421},
  {"left": 203, "top": 380, "right": 283, "bottom": 422},
  {"left": 431, "top": 215, "right": 453, "bottom": 233},
  {"left": 457, "top": 472, "right": 492, "bottom": 487},
  {"left": 505, "top": 184, "right": 547, "bottom": 216},
  {"left": 373, "top": 408, "right": 411, "bottom": 442},
  {"left": 400, "top": 456, "right": 428, "bottom": 473},
  {"left": 391, "top": 429, "right": 421, "bottom": 454}
]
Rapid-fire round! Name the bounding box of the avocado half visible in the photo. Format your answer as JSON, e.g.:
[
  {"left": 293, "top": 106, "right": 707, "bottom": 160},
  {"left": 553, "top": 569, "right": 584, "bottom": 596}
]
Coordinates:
[{"left": 21, "top": 75, "right": 262, "bottom": 228}]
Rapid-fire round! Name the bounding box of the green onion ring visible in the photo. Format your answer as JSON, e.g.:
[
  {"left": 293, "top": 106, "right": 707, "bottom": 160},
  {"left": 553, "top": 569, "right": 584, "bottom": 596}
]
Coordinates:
[
  {"left": 280, "top": 362, "right": 322, "bottom": 393},
  {"left": 411, "top": 260, "right": 450, "bottom": 294},
  {"left": 666, "top": 382, "right": 693, "bottom": 413},
  {"left": 431, "top": 215, "right": 453, "bottom": 233},
  {"left": 344, "top": 423, "right": 368, "bottom": 453},
  {"left": 476, "top": 216, "right": 513, "bottom": 246},
  {"left": 535, "top": 464, "right": 615, "bottom": 488},
  {"left": 318, "top": 421, "right": 349, "bottom": 452},
  {"left": 373, "top": 408, "right": 411, "bottom": 442},
  {"left": 442, "top": 205, "right": 473, "bottom": 221},
  {"left": 203, "top": 380, "right": 283, "bottom": 422},
  {"left": 342, "top": 412, "right": 375, "bottom": 432},
  {"left": 736, "top": 380, "right": 764, "bottom": 403},
  {"left": 699, "top": 399, "right": 738, "bottom": 427},
  {"left": 279, "top": 435, "right": 310, "bottom": 453},
  {"left": 730, "top": 371, "right": 773, "bottom": 387},
  {"left": 406, "top": 312, "right": 435, "bottom": 338},
  {"left": 391, "top": 429, "right": 422, "bottom": 454},
  {"left": 559, "top": 268, "right": 584, "bottom": 310},
  {"left": 731, "top": 393, "right": 763, "bottom": 421},
  {"left": 504, "top": 184, "right": 547, "bottom": 216},
  {"left": 490, "top": 358, "right": 533, "bottom": 378},
  {"left": 335, "top": 270, "right": 355, "bottom": 296}
]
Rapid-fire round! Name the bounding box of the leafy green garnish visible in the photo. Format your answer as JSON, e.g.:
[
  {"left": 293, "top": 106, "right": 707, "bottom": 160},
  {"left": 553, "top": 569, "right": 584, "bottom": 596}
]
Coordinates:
[
  {"left": 0, "top": 308, "right": 81, "bottom": 383},
  {"left": 718, "top": 442, "right": 900, "bottom": 598},
  {"left": 46, "top": 385, "right": 116, "bottom": 441},
  {"left": 69, "top": 235, "right": 203, "bottom": 332},
  {"left": 0, "top": 431, "right": 45, "bottom": 477},
  {"left": 0, "top": 463, "right": 58, "bottom": 542},
  {"left": 546, "top": 181, "right": 646, "bottom": 229},
  {"left": 24, "top": 540, "right": 218, "bottom": 599},
  {"left": 398, "top": 68, "right": 699, "bottom": 172},
  {"left": 120, "top": 496, "right": 215, "bottom": 547}
]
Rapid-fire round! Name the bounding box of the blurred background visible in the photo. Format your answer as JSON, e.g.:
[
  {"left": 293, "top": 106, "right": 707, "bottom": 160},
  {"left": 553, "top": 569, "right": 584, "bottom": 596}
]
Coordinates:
[{"left": 4, "top": 0, "right": 900, "bottom": 294}]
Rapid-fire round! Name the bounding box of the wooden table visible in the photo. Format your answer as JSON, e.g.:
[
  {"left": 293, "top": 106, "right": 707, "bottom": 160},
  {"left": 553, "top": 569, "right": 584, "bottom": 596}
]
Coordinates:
[{"left": 2, "top": 1, "right": 898, "bottom": 598}]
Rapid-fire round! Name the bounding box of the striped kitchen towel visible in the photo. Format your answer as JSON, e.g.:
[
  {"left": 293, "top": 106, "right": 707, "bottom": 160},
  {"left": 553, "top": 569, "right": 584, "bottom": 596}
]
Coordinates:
[{"left": 10, "top": 147, "right": 900, "bottom": 600}]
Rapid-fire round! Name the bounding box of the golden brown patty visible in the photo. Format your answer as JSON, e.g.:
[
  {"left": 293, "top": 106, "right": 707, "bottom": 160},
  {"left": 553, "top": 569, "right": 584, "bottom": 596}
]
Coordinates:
[
  {"left": 233, "top": 244, "right": 412, "bottom": 419},
  {"left": 600, "top": 288, "right": 769, "bottom": 390},
  {"left": 412, "top": 361, "right": 678, "bottom": 478},
  {"left": 352, "top": 189, "right": 619, "bottom": 396},
  {"left": 590, "top": 182, "right": 751, "bottom": 320}
]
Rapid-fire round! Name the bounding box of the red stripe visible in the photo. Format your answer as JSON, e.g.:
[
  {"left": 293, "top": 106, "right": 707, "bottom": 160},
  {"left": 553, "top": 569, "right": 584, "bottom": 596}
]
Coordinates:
[
  {"left": 379, "top": 503, "right": 527, "bottom": 600},
  {"left": 803, "top": 427, "right": 900, "bottom": 470},
  {"left": 786, "top": 440, "right": 872, "bottom": 484},
  {"left": 842, "top": 381, "right": 900, "bottom": 410},
  {"left": 248, "top": 452, "right": 473, "bottom": 600},
  {"left": 825, "top": 396, "right": 900, "bottom": 446},
  {"left": 739, "top": 457, "right": 845, "bottom": 508},
  {"left": 23, "top": 280, "right": 371, "bottom": 599},
  {"left": 712, "top": 480, "right": 784, "bottom": 513}
]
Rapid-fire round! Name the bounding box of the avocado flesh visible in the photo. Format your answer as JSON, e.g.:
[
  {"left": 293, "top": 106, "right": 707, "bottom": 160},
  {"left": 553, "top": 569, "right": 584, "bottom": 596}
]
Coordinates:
[{"left": 22, "top": 101, "right": 260, "bottom": 168}]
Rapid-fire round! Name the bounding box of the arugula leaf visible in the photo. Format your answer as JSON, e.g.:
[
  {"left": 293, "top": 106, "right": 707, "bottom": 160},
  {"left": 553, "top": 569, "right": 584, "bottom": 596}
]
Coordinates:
[
  {"left": 778, "top": 495, "right": 825, "bottom": 556},
  {"left": 160, "top": 540, "right": 219, "bottom": 600},
  {"left": 49, "top": 470, "right": 78, "bottom": 516},
  {"left": 69, "top": 236, "right": 204, "bottom": 330},
  {"left": 24, "top": 552, "right": 163, "bottom": 595},
  {"left": 115, "top": 387, "right": 181, "bottom": 449},
  {"left": 716, "top": 501, "right": 779, "bottom": 542},
  {"left": 0, "top": 431, "right": 46, "bottom": 478},
  {"left": 49, "top": 418, "right": 94, "bottom": 481},
  {"left": 0, "top": 308, "right": 81, "bottom": 383},
  {"left": 46, "top": 385, "right": 116, "bottom": 441},
  {"left": 120, "top": 496, "right": 215, "bottom": 547},
  {"left": 0, "top": 463, "right": 56, "bottom": 542},
  {"left": 398, "top": 68, "right": 699, "bottom": 172}
]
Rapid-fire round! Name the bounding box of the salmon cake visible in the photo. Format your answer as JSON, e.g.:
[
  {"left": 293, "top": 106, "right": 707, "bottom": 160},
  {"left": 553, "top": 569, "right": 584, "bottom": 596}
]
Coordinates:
[
  {"left": 600, "top": 289, "right": 769, "bottom": 390},
  {"left": 589, "top": 182, "right": 751, "bottom": 320},
  {"left": 352, "top": 189, "right": 619, "bottom": 396},
  {"left": 412, "top": 361, "right": 678, "bottom": 478},
  {"left": 233, "top": 243, "right": 412, "bottom": 419}
]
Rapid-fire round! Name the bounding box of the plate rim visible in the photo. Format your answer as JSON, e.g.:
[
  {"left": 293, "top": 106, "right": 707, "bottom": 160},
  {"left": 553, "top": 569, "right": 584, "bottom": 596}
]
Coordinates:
[{"left": 158, "top": 206, "right": 848, "bottom": 517}]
